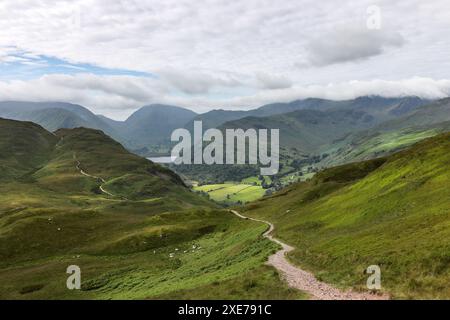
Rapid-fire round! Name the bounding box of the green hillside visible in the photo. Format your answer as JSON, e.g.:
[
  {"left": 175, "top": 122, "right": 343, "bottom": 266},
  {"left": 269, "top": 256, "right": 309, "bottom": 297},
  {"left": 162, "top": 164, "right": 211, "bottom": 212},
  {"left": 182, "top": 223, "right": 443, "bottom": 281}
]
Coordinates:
[
  {"left": 0, "top": 118, "right": 58, "bottom": 181},
  {"left": 242, "top": 133, "right": 450, "bottom": 299},
  {"left": 321, "top": 98, "right": 450, "bottom": 168},
  {"left": 0, "top": 118, "right": 303, "bottom": 300}
]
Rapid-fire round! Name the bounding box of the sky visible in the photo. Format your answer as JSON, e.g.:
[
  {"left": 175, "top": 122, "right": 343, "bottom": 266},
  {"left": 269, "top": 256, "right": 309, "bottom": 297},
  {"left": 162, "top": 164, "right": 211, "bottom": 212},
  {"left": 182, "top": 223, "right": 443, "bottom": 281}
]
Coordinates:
[{"left": 0, "top": 0, "right": 450, "bottom": 120}]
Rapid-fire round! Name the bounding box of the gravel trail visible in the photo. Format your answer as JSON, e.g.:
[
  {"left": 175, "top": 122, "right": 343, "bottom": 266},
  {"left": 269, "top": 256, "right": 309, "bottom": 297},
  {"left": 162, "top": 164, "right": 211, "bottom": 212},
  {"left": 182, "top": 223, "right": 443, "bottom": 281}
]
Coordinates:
[{"left": 230, "top": 210, "right": 389, "bottom": 300}]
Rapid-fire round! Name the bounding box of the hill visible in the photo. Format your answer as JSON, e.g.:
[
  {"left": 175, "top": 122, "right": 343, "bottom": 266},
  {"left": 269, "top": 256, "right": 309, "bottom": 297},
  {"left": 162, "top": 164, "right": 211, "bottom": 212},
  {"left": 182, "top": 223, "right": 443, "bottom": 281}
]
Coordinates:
[
  {"left": 0, "top": 118, "right": 58, "bottom": 181},
  {"left": 242, "top": 133, "right": 450, "bottom": 299}
]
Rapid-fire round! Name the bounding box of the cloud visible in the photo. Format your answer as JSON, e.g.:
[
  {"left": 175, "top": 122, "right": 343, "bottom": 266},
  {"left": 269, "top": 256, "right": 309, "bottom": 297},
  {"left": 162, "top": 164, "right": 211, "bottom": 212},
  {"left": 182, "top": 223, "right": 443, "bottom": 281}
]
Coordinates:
[
  {"left": 1, "top": 1, "right": 448, "bottom": 76},
  {"left": 0, "top": 1, "right": 450, "bottom": 117},
  {"left": 205, "top": 77, "right": 450, "bottom": 110},
  {"left": 305, "top": 26, "right": 405, "bottom": 66},
  {"left": 0, "top": 74, "right": 160, "bottom": 119},
  {"left": 0, "top": 74, "right": 449, "bottom": 120},
  {"left": 159, "top": 69, "right": 242, "bottom": 94},
  {"left": 256, "top": 72, "right": 292, "bottom": 90}
]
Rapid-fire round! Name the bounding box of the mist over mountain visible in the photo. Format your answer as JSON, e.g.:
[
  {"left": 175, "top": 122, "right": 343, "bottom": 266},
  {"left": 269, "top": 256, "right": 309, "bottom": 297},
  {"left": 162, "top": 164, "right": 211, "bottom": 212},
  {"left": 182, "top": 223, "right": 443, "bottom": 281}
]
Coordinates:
[
  {"left": 172, "top": 96, "right": 450, "bottom": 184},
  {"left": 0, "top": 101, "right": 120, "bottom": 140},
  {"left": 0, "top": 96, "right": 434, "bottom": 159},
  {"left": 120, "top": 104, "right": 198, "bottom": 152},
  {"left": 184, "top": 96, "right": 429, "bottom": 132}
]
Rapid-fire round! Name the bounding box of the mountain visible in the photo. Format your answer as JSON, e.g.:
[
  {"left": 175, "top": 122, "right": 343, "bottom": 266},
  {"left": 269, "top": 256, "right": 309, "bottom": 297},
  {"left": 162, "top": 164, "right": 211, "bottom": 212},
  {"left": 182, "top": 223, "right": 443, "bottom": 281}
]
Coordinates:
[
  {"left": 185, "top": 96, "right": 429, "bottom": 131},
  {"left": 185, "top": 109, "right": 250, "bottom": 132},
  {"left": 221, "top": 108, "right": 376, "bottom": 154},
  {"left": 375, "top": 97, "right": 450, "bottom": 131},
  {"left": 242, "top": 133, "right": 450, "bottom": 299},
  {"left": 0, "top": 97, "right": 430, "bottom": 159},
  {"left": 171, "top": 107, "right": 380, "bottom": 183},
  {"left": 172, "top": 97, "right": 435, "bottom": 183},
  {"left": 0, "top": 101, "right": 198, "bottom": 156},
  {"left": 119, "top": 104, "right": 197, "bottom": 152},
  {"left": 0, "top": 101, "right": 120, "bottom": 140}
]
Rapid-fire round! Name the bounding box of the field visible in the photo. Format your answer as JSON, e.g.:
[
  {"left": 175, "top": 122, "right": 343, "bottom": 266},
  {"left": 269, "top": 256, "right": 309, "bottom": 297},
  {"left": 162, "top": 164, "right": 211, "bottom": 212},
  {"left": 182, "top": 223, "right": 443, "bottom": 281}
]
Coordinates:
[
  {"left": 194, "top": 183, "right": 266, "bottom": 204},
  {"left": 241, "top": 176, "right": 272, "bottom": 186}
]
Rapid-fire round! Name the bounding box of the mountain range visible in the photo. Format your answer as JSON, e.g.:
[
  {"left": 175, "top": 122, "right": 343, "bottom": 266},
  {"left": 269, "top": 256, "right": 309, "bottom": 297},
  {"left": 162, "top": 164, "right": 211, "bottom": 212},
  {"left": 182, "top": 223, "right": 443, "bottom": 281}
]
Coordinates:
[
  {"left": 0, "top": 96, "right": 431, "bottom": 157},
  {"left": 172, "top": 96, "right": 450, "bottom": 183}
]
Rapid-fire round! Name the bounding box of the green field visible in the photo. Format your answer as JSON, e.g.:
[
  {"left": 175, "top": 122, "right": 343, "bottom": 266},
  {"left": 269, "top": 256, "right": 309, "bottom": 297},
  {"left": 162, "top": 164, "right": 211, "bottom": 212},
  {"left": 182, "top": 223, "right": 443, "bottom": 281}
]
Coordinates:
[
  {"left": 241, "top": 176, "right": 272, "bottom": 186},
  {"left": 243, "top": 133, "right": 450, "bottom": 299},
  {"left": 194, "top": 183, "right": 266, "bottom": 204}
]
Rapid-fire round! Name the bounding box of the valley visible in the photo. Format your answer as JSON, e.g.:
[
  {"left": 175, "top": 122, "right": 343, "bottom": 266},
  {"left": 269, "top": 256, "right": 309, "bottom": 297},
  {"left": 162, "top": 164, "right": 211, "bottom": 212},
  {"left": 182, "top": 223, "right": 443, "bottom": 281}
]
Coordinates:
[
  {"left": 2, "top": 0, "right": 449, "bottom": 304},
  {"left": 0, "top": 96, "right": 449, "bottom": 300}
]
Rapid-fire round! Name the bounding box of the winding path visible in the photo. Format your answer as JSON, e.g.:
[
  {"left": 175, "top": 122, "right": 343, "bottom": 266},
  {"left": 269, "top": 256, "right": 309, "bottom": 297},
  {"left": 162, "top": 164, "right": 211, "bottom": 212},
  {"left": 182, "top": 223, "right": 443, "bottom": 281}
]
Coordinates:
[
  {"left": 73, "top": 154, "right": 117, "bottom": 198},
  {"left": 230, "top": 210, "right": 389, "bottom": 300}
]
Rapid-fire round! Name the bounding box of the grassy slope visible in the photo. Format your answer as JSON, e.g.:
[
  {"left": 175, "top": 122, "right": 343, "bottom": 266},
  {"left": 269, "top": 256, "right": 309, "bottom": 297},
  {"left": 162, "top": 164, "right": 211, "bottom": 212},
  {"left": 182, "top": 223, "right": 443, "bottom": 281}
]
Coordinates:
[
  {"left": 321, "top": 99, "right": 450, "bottom": 168},
  {"left": 0, "top": 119, "right": 303, "bottom": 299},
  {"left": 321, "top": 129, "right": 440, "bottom": 168},
  {"left": 242, "top": 133, "right": 450, "bottom": 299},
  {"left": 0, "top": 118, "right": 58, "bottom": 181}
]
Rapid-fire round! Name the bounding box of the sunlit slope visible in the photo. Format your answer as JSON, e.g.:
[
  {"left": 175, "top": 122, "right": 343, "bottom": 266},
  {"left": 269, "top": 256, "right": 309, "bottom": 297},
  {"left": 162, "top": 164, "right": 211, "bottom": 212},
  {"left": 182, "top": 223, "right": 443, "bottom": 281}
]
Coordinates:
[{"left": 242, "top": 133, "right": 450, "bottom": 299}]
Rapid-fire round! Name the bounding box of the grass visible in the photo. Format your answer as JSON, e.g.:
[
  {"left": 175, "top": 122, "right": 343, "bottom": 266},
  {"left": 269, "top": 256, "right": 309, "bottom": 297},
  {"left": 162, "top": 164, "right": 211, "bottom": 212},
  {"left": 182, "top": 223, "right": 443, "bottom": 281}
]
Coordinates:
[
  {"left": 194, "top": 183, "right": 266, "bottom": 204},
  {"left": 155, "top": 265, "right": 307, "bottom": 300},
  {"left": 0, "top": 199, "right": 298, "bottom": 299},
  {"left": 242, "top": 133, "right": 450, "bottom": 299}
]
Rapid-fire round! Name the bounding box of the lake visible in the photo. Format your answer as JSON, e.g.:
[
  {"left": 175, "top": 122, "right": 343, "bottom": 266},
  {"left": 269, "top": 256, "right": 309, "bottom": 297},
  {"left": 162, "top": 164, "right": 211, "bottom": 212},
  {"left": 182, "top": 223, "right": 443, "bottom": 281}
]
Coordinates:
[{"left": 147, "top": 156, "right": 177, "bottom": 164}]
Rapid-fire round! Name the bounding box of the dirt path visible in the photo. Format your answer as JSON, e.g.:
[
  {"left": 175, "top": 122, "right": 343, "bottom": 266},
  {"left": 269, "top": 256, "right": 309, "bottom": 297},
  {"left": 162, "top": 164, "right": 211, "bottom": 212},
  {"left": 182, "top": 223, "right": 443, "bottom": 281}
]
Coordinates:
[
  {"left": 230, "top": 210, "right": 389, "bottom": 300},
  {"left": 73, "top": 154, "right": 117, "bottom": 198}
]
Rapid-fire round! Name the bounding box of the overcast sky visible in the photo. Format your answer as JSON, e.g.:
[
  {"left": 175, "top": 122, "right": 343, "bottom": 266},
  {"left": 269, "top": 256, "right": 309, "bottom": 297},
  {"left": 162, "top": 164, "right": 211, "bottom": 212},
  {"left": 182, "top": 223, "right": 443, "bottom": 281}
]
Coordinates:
[{"left": 1, "top": 0, "right": 449, "bottom": 119}]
